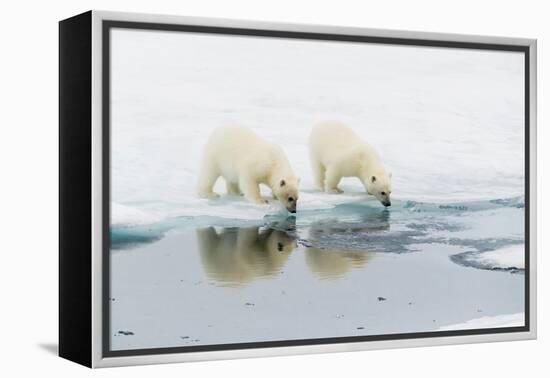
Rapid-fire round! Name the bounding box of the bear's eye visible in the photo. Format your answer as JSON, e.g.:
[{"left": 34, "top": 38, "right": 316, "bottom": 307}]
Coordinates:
[
  {"left": 381, "top": 192, "right": 386, "bottom": 196},
  {"left": 288, "top": 197, "right": 294, "bottom": 202}
]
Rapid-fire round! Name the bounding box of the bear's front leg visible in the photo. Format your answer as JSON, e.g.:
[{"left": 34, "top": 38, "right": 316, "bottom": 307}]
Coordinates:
[
  {"left": 240, "top": 176, "right": 267, "bottom": 204},
  {"left": 226, "top": 181, "right": 242, "bottom": 196},
  {"left": 324, "top": 167, "right": 344, "bottom": 194}
]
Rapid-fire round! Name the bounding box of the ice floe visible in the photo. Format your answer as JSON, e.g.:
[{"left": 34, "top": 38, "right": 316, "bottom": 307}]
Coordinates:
[{"left": 439, "top": 313, "right": 524, "bottom": 330}]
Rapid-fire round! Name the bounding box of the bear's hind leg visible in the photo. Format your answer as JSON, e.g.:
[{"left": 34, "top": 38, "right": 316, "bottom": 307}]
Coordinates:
[
  {"left": 197, "top": 160, "right": 221, "bottom": 199},
  {"left": 311, "top": 160, "right": 326, "bottom": 190},
  {"left": 324, "top": 167, "right": 344, "bottom": 194},
  {"left": 196, "top": 227, "right": 219, "bottom": 251}
]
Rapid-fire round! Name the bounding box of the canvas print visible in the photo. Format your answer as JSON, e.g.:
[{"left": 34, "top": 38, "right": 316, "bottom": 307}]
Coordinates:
[{"left": 108, "top": 28, "right": 526, "bottom": 352}]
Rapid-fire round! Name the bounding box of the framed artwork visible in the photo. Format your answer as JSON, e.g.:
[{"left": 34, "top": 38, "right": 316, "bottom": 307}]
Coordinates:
[{"left": 59, "top": 10, "right": 537, "bottom": 368}]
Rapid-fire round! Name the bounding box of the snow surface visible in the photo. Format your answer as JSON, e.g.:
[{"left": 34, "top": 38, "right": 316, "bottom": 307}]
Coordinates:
[
  {"left": 111, "top": 203, "right": 162, "bottom": 227},
  {"left": 438, "top": 313, "right": 524, "bottom": 330},
  {"left": 109, "top": 29, "right": 525, "bottom": 226},
  {"left": 463, "top": 245, "right": 525, "bottom": 270}
]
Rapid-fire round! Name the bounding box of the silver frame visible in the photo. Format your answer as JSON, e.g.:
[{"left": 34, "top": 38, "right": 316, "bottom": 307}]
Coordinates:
[{"left": 90, "top": 10, "right": 537, "bottom": 368}]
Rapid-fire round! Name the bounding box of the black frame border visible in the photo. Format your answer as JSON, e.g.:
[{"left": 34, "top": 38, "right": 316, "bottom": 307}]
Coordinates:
[
  {"left": 59, "top": 10, "right": 93, "bottom": 367},
  {"left": 101, "top": 20, "right": 531, "bottom": 358}
]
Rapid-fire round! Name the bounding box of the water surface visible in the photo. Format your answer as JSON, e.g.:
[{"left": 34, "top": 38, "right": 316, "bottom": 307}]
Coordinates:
[{"left": 110, "top": 198, "right": 525, "bottom": 351}]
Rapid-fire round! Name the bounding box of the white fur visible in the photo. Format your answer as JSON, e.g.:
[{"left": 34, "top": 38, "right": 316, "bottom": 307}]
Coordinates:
[
  {"left": 309, "top": 121, "right": 392, "bottom": 206},
  {"left": 198, "top": 127, "right": 299, "bottom": 211}
]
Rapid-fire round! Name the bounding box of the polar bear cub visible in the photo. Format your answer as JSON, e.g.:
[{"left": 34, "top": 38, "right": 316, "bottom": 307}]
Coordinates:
[
  {"left": 309, "top": 121, "right": 392, "bottom": 207},
  {"left": 198, "top": 126, "right": 300, "bottom": 213}
]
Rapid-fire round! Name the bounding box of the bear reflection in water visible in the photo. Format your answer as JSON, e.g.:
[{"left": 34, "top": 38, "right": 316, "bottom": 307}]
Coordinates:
[
  {"left": 305, "top": 245, "right": 374, "bottom": 280},
  {"left": 196, "top": 226, "right": 297, "bottom": 286},
  {"left": 197, "top": 209, "right": 390, "bottom": 284},
  {"left": 305, "top": 209, "right": 390, "bottom": 279}
]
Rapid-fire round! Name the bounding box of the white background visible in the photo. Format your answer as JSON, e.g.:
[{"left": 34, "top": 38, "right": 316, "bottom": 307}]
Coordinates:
[{"left": 0, "top": 0, "right": 546, "bottom": 377}]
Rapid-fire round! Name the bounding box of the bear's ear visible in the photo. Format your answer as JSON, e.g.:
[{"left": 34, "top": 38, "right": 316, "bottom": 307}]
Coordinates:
[
  {"left": 371, "top": 176, "right": 376, "bottom": 183},
  {"left": 280, "top": 179, "right": 286, "bottom": 187}
]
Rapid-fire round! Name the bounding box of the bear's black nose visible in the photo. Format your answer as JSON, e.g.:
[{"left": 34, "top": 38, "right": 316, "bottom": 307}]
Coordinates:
[{"left": 383, "top": 201, "right": 391, "bottom": 207}]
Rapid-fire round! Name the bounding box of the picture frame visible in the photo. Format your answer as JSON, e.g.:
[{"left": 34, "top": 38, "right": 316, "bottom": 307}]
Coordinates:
[{"left": 59, "top": 10, "right": 537, "bottom": 368}]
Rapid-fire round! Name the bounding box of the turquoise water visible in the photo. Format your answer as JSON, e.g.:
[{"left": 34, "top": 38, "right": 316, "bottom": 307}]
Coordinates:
[{"left": 109, "top": 196, "right": 525, "bottom": 351}]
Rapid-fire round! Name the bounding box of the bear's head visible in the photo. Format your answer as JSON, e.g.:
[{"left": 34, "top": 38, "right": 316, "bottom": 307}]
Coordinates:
[
  {"left": 273, "top": 177, "right": 300, "bottom": 213},
  {"left": 366, "top": 172, "right": 392, "bottom": 207},
  {"left": 266, "top": 230, "right": 297, "bottom": 255}
]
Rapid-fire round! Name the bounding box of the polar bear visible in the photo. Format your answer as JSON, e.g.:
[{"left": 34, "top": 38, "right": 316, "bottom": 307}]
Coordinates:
[
  {"left": 309, "top": 121, "right": 392, "bottom": 207},
  {"left": 196, "top": 226, "right": 296, "bottom": 286},
  {"left": 197, "top": 127, "right": 300, "bottom": 213}
]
